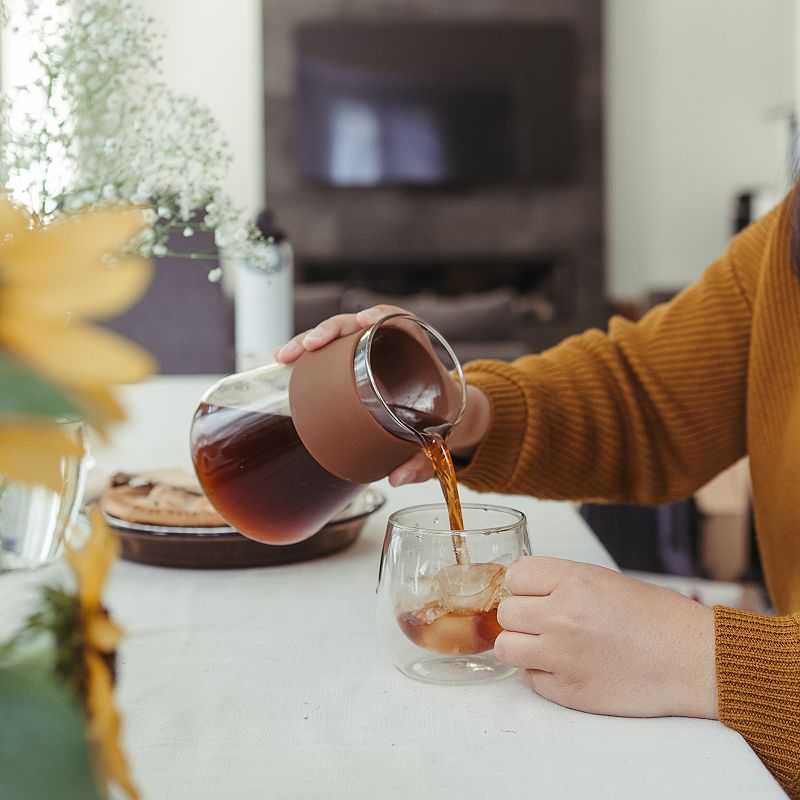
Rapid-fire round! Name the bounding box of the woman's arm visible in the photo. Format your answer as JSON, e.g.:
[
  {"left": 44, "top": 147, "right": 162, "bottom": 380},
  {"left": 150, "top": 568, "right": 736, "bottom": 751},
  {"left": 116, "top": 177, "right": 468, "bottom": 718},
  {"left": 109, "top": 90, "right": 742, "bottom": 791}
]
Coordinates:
[{"left": 456, "top": 202, "right": 780, "bottom": 505}]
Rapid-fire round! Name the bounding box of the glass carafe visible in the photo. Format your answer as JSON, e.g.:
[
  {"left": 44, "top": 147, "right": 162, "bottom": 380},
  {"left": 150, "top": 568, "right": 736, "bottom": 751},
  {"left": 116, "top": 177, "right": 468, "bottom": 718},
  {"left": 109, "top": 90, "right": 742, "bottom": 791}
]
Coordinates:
[{"left": 190, "top": 314, "right": 466, "bottom": 545}]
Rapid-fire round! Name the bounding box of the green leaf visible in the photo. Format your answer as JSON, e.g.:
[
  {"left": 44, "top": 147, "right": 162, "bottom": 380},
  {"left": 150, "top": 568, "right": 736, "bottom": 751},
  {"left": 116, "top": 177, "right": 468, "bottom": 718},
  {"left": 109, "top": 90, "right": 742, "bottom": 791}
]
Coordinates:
[
  {"left": 0, "top": 353, "right": 83, "bottom": 420},
  {"left": 0, "top": 666, "right": 102, "bottom": 800},
  {"left": 0, "top": 627, "right": 57, "bottom": 683}
]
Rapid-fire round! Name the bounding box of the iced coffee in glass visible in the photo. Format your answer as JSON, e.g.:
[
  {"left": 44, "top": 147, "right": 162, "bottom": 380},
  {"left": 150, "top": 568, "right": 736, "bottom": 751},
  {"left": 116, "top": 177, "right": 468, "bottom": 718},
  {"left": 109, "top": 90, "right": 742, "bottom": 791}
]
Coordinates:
[{"left": 377, "top": 503, "right": 530, "bottom": 684}]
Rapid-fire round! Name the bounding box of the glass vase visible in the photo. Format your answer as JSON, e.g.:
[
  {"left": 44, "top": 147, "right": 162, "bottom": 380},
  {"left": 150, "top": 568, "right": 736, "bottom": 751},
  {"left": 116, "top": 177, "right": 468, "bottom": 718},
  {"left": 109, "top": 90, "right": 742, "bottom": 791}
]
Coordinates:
[{"left": 0, "top": 421, "right": 90, "bottom": 572}]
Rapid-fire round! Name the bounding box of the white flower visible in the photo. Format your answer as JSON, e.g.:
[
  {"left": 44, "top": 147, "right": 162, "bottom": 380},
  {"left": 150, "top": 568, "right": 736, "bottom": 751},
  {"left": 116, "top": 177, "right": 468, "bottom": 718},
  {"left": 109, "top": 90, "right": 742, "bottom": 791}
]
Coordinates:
[{"left": 1, "top": 0, "right": 275, "bottom": 272}]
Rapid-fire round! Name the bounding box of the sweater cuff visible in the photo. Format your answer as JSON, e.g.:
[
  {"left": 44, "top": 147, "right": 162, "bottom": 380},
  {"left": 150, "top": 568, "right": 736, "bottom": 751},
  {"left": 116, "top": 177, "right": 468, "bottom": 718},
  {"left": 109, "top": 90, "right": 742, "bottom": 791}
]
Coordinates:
[
  {"left": 714, "top": 606, "right": 800, "bottom": 793},
  {"left": 456, "top": 360, "right": 532, "bottom": 493}
]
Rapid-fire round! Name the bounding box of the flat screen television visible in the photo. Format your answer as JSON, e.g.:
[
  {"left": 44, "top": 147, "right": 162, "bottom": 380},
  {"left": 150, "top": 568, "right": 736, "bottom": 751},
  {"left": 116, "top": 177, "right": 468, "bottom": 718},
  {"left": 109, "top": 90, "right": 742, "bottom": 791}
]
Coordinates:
[{"left": 294, "top": 20, "right": 577, "bottom": 188}]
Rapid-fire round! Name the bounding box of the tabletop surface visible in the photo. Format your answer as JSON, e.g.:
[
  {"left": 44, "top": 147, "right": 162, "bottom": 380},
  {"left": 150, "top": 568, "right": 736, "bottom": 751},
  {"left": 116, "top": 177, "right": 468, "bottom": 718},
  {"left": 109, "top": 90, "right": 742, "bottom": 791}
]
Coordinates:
[{"left": 2, "top": 377, "right": 783, "bottom": 799}]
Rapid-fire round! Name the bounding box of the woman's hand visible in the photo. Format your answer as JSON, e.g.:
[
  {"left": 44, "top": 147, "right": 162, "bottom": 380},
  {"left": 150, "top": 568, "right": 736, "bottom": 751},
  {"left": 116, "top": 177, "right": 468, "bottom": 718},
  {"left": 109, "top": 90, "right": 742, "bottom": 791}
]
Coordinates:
[
  {"left": 495, "top": 557, "right": 718, "bottom": 720},
  {"left": 275, "top": 305, "right": 402, "bottom": 364},
  {"left": 275, "top": 305, "right": 492, "bottom": 485}
]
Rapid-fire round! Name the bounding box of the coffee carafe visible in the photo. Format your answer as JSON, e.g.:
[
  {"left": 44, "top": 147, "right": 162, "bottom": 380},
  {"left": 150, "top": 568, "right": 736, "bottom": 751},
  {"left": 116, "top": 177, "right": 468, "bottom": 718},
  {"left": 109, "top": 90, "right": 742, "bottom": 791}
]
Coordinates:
[{"left": 190, "top": 314, "right": 466, "bottom": 545}]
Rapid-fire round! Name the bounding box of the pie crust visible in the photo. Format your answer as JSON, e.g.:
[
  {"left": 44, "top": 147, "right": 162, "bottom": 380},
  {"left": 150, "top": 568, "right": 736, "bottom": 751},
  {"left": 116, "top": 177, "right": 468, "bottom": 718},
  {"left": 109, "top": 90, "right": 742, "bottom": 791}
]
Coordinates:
[{"left": 99, "top": 472, "right": 226, "bottom": 528}]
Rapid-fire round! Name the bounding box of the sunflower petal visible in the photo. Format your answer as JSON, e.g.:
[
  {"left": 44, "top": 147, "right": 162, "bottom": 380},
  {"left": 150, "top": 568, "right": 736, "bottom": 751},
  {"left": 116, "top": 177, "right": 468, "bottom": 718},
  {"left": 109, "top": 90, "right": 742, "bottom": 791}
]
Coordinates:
[
  {"left": 71, "top": 386, "right": 127, "bottom": 435},
  {"left": 65, "top": 508, "right": 119, "bottom": 609},
  {"left": 0, "top": 422, "right": 84, "bottom": 491},
  {"left": 0, "top": 199, "right": 32, "bottom": 244},
  {"left": 84, "top": 653, "right": 140, "bottom": 800},
  {"left": 3, "top": 255, "right": 153, "bottom": 320},
  {"left": 0, "top": 315, "right": 157, "bottom": 387},
  {"left": 84, "top": 614, "right": 124, "bottom": 653},
  {"left": 84, "top": 653, "right": 117, "bottom": 738},
  {"left": 2, "top": 206, "right": 148, "bottom": 283}
]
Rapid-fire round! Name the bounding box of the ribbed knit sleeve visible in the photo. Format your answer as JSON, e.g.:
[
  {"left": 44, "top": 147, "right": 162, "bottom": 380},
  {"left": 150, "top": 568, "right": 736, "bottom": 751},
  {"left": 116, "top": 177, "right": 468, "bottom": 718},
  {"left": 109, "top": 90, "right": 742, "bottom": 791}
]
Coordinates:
[
  {"left": 715, "top": 607, "right": 800, "bottom": 797},
  {"left": 457, "top": 203, "right": 779, "bottom": 506}
]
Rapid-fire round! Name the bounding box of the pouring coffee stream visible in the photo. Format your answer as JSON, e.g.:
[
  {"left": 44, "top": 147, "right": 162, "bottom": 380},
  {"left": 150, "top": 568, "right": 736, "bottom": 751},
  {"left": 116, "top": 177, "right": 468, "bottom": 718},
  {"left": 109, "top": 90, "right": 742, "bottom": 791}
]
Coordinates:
[
  {"left": 422, "top": 432, "right": 470, "bottom": 566},
  {"left": 386, "top": 403, "right": 470, "bottom": 566}
]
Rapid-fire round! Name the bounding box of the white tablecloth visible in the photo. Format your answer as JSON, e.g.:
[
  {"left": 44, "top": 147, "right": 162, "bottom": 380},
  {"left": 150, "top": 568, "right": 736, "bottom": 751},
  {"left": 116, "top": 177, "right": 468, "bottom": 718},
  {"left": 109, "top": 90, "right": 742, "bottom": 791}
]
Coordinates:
[{"left": 1, "top": 377, "right": 784, "bottom": 799}]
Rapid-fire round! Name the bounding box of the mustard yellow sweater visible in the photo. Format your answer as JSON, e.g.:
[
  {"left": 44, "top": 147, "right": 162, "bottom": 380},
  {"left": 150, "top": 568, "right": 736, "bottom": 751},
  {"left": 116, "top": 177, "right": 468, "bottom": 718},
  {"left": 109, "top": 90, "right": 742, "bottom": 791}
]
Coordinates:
[{"left": 459, "top": 193, "right": 800, "bottom": 795}]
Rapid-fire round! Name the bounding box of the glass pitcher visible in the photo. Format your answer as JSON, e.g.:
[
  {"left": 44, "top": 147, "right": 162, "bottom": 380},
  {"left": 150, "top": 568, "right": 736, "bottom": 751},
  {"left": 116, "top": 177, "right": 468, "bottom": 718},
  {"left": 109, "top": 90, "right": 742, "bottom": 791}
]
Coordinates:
[{"left": 190, "top": 314, "right": 466, "bottom": 545}]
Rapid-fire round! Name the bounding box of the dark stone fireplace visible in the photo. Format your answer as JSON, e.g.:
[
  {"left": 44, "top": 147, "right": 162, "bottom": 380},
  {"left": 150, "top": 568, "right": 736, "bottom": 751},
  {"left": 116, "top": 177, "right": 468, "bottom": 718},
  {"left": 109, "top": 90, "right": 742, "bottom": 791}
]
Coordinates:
[{"left": 263, "top": 0, "right": 604, "bottom": 357}]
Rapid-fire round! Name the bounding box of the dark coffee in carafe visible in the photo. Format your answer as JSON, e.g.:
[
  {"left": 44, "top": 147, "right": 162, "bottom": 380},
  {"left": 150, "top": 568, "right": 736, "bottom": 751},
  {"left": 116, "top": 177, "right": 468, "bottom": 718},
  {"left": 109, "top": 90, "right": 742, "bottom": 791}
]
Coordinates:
[{"left": 191, "top": 403, "right": 362, "bottom": 545}]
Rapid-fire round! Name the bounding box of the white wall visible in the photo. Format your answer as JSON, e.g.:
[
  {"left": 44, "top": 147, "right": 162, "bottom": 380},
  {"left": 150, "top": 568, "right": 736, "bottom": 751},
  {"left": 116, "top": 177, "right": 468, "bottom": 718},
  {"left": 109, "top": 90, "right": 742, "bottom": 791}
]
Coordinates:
[
  {"left": 606, "top": 0, "right": 796, "bottom": 300},
  {"left": 137, "top": 0, "right": 265, "bottom": 220}
]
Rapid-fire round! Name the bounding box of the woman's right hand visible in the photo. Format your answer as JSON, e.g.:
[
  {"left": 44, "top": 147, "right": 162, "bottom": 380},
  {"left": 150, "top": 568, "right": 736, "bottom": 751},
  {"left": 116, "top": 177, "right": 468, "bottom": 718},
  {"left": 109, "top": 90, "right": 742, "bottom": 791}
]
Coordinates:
[
  {"left": 275, "top": 305, "right": 492, "bottom": 486},
  {"left": 275, "top": 305, "right": 404, "bottom": 363}
]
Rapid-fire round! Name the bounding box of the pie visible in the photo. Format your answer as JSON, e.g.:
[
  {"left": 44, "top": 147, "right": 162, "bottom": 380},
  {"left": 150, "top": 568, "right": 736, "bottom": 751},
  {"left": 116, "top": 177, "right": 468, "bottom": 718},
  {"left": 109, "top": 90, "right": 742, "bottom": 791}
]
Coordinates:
[{"left": 99, "top": 469, "right": 227, "bottom": 528}]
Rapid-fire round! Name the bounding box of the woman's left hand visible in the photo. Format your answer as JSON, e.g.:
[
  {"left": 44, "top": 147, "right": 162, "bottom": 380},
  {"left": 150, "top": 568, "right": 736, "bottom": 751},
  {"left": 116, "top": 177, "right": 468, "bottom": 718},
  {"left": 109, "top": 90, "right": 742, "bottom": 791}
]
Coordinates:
[{"left": 495, "top": 557, "right": 718, "bottom": 719}]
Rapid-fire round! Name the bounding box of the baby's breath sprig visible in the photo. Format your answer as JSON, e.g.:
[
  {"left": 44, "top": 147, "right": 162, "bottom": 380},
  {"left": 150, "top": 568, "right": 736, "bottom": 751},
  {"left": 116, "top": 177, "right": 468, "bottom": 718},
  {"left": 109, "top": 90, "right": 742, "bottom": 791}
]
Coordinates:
[{"left": 1, "top": 0, "right": 275, "bottom": 274}]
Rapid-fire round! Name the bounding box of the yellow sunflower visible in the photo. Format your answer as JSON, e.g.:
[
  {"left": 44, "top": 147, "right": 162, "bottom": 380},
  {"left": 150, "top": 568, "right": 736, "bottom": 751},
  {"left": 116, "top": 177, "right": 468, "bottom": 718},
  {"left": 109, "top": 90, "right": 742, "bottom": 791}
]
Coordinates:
[
  {"left": 65, "top": 507, "right": 140, "bottom": 800},
  {"left": 0, "top": 199, "right": 156, "bottom": 490}
]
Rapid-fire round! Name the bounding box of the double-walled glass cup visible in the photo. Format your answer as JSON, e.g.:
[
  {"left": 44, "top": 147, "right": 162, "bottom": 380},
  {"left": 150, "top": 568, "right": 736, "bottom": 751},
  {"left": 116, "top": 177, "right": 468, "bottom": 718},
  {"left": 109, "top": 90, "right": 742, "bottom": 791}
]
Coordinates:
[{"left": 377, "top": 503, "right": 531, "bottom": 684}]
